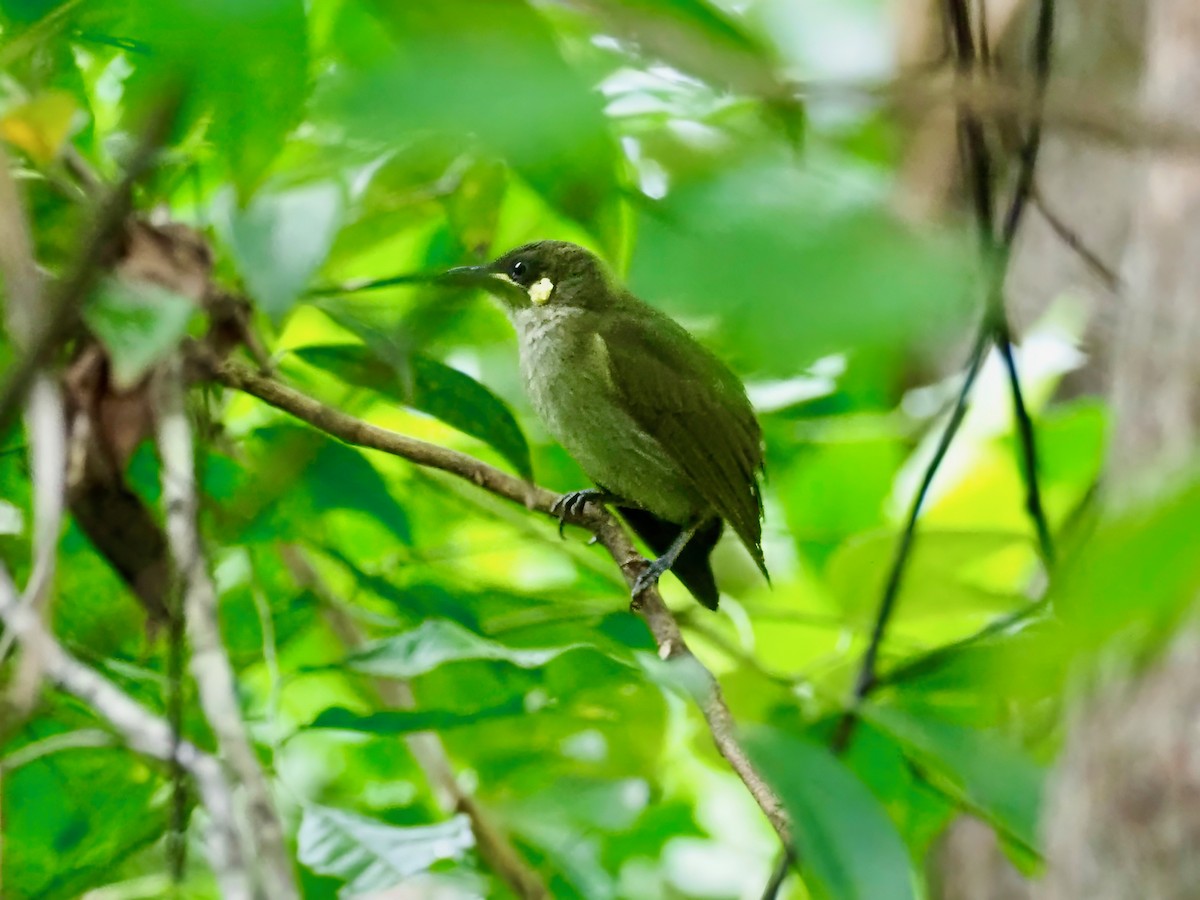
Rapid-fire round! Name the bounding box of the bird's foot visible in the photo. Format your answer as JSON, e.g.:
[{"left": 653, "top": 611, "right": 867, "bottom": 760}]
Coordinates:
[
  {"left": 630, "top": 554, "right": 673, "bottom": 609},
  {"left": 551, "top": 489, "right": 610, "bottom": 538}
]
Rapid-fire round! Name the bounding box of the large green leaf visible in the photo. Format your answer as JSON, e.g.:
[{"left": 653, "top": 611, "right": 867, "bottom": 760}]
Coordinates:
[
  {"left": 315, "top": 0, "right": 624, "bottom": 255},
  {"left": 298, "top": 805, "right": 474, "bottom": 895},
  {"left": 293, "top": 341, "right": 533, "bottom": 480},
  {"left": 124, "top": 0, "right": 308, "bottom": 194},
  {"left": 83, "top": 278, "right": 197, "bottom": 389},
  {"left": 744, "top": 727, "right": 917, "bottom": 900},
  {"left": 216, "top": 182, "right": 345, "bottom": 322},
  {"left": 864, "top": 703, "right": 1043, "bottom": 854},
  {"left": 234, "top": 424, "right": 411, "bottom": 545},
  {"left": 345, "top": 618, "right": 608, "bottom": 679}
]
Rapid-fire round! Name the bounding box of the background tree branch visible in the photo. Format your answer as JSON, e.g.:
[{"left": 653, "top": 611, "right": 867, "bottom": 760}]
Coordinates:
[
  {"left": 0, "top": 562, "right": 250, "bottom": 899},
  {"left": 154, "top": 362, "right": 297, "bottom": 900}
]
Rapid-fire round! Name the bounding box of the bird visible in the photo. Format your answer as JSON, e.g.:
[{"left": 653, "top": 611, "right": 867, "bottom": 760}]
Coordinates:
[{"left": 445, "top": 240, "right": 766, "bottom": 609}]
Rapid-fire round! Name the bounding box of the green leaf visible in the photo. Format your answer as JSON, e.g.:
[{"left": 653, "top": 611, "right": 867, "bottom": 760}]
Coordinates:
[
  {"left": 305, "top": 435, "right": 411, "bottom": 544},
  {"left": 591, "top": 0, "right": 782, "bottom": 98},
  {"left": 124, "top": 0, "right": 308, "bottom": 193},
  {"left": 217, "top": 182, "right": 344, "bottom": 321},
  {"left": 293, "top": 341, "right": 533, "bottom": 480},
  {"left": 83, "top": 278, "right": 196, "bottom": 389},
  {"left": 744, "top": 727, "right": 916, "bottom": 900},
  {"left": 236, "top": 424, "right": 411, "bottom": 545},
  {"left": 307, "top": 699, "right": 527, "bottom": 734},
  {"left": 316, "top": 0, "right": 624, "bottom": 256},
  {"left": 298, "top": 805, "right": 473, "bottom": 895},
  {"left": 1055, "top": 476, "right": 1200, "bottom": 652},
  {"left": 345, "top": 619, "right": 599, "bottom": 679},
  {"left": 864, "top": 703, "right": 1043, "bottom": 854}
]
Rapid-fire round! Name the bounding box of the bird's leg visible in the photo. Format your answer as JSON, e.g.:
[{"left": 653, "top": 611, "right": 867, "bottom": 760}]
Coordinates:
[
  {"left": 551, "top": 488, "right": 622, "bottom": 538},
  {"left": 631, "top": 517, "right": 709, "bottom": 605}
]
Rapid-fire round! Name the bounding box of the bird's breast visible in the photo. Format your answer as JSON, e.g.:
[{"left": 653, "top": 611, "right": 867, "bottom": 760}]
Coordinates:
[{"left": 512, "top": 308, "right": 703, "bottom": 523}]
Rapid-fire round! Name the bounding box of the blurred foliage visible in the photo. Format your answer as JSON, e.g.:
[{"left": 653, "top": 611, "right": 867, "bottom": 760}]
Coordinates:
[{"left": 0, "top": 0, "right": 1189, "bottom": 898}]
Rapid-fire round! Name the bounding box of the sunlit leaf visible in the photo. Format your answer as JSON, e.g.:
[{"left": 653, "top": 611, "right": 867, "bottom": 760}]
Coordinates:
[
  {"left": 298, "top": 805, "right": 473, "bottom": 895},
  {"left": 745, "top": 726, "right": 917, "bottom": 900},
  {"left": 0, "top": 89, "right": 78, "bottom": 164},
  {"left": 345, "top": 618, "right": 604, "bottom": 679},
  {"left": 579, "top": 0, "right": 783, "bottom": 97},
  {"left": 293, "top": 342, "right": 533, "bottom": 480},
  {"left": 865, "top": 703, "right": 1043, "bottom": 854},
  {"left": 216, "top": 182, "right": 344, "bottom": 321},
  {"left": 83, "top": 278, "right": 196, "bottom": 389}
]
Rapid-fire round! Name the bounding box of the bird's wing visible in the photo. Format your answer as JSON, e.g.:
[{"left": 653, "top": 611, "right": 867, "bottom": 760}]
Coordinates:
[{"left": 597, "top": 307, "right": 766, "bottom": 576}]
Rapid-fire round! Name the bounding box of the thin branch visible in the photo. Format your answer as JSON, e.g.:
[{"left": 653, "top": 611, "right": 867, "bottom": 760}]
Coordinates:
[
  {"left": 281, "top": 545, "right": 552, "bottom": 900},
  {"left": 1000, "top": 0, "right": 1055, "bottom": 248},
  {"left": 995, "top": 329, "right": 1055, "bottom": 566},
  {"left": 154, "top": 362, "right": 298, "bottom": 900},
  {"left": 1030, "top": 183, "right": 1121, "bottom": 290},
  {"left": 208, "top": 358, "right": 790, "bottom": 846},
  {"left": 960, "top": 0, "right": 1056, "bottom": 568},
  {"left": 0, "top": 562, "right": 251, "bottom": 899}
]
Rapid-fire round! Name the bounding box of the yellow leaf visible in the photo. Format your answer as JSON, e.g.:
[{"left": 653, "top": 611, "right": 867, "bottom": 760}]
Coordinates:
[{"left": 0, "top": 90, "right": 78, "bottom": 165}]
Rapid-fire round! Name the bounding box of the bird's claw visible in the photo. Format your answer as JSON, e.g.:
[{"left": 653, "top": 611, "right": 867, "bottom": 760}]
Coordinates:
[
  {"left": 551, "top": 489, "right": 605, "bottom": 539},
  {"left": 630, "top": 556, "right": 671, "bottom": 607}
]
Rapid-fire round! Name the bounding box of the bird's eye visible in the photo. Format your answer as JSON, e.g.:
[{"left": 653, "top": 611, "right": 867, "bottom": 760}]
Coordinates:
[{"left": 509, "top": 260, "right": 529, "bottom": 284}]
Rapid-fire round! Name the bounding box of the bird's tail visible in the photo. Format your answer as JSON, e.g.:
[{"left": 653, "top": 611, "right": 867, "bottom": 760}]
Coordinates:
[{"left": 617, "top": 508, "right": 723, "bottom": 610}]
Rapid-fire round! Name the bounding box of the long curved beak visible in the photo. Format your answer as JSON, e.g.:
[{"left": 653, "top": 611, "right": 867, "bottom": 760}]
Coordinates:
[
  {"left": 440, "top": 264, "right": 493, "bottom": 284},
  {"left": 439, "top": 265, "right": 527, "bottom": 306}
]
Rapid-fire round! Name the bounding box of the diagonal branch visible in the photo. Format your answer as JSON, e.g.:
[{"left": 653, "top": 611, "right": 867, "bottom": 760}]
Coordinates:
[
  {"left": 0, "top": 562, "right": 251, "bottom": 899},
  {"left": 207, "top": 357, "right": 790, "bottom": 847},
  {"left": 153, "top": 362, "right": 298, "bottom": 899}
]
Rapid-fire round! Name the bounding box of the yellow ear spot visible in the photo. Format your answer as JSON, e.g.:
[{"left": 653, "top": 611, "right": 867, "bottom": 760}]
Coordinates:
[{"left": 528, "top": 277, "right": 554, "bottom": 305}]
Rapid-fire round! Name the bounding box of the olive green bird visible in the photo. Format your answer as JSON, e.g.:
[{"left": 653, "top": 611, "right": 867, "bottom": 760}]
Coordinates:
[{"left": 447, "top": 241, "right": 766, "bottom": 609}]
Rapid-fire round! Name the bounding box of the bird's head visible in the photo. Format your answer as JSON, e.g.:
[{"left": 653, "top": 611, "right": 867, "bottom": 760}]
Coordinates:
[{"left": 443, "top": 240, "right": 618, "bottom": 313}]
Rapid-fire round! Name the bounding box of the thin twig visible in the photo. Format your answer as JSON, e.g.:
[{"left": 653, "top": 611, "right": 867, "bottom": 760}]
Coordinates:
[
  {"left": 1030, "top": 183, "right": 1121, "bottom": 290},
  {"left": 959, "top": 0, "right": 1057, "bottom": 568},
  {"left": 154, "top": 362, "right": 298, "bottom": 900},
  {"left": 0, "top": 562, "right": 251, "bottom": 899},
  {"left": 209, "top": 358, "right": 790, "bottom": 846}
]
